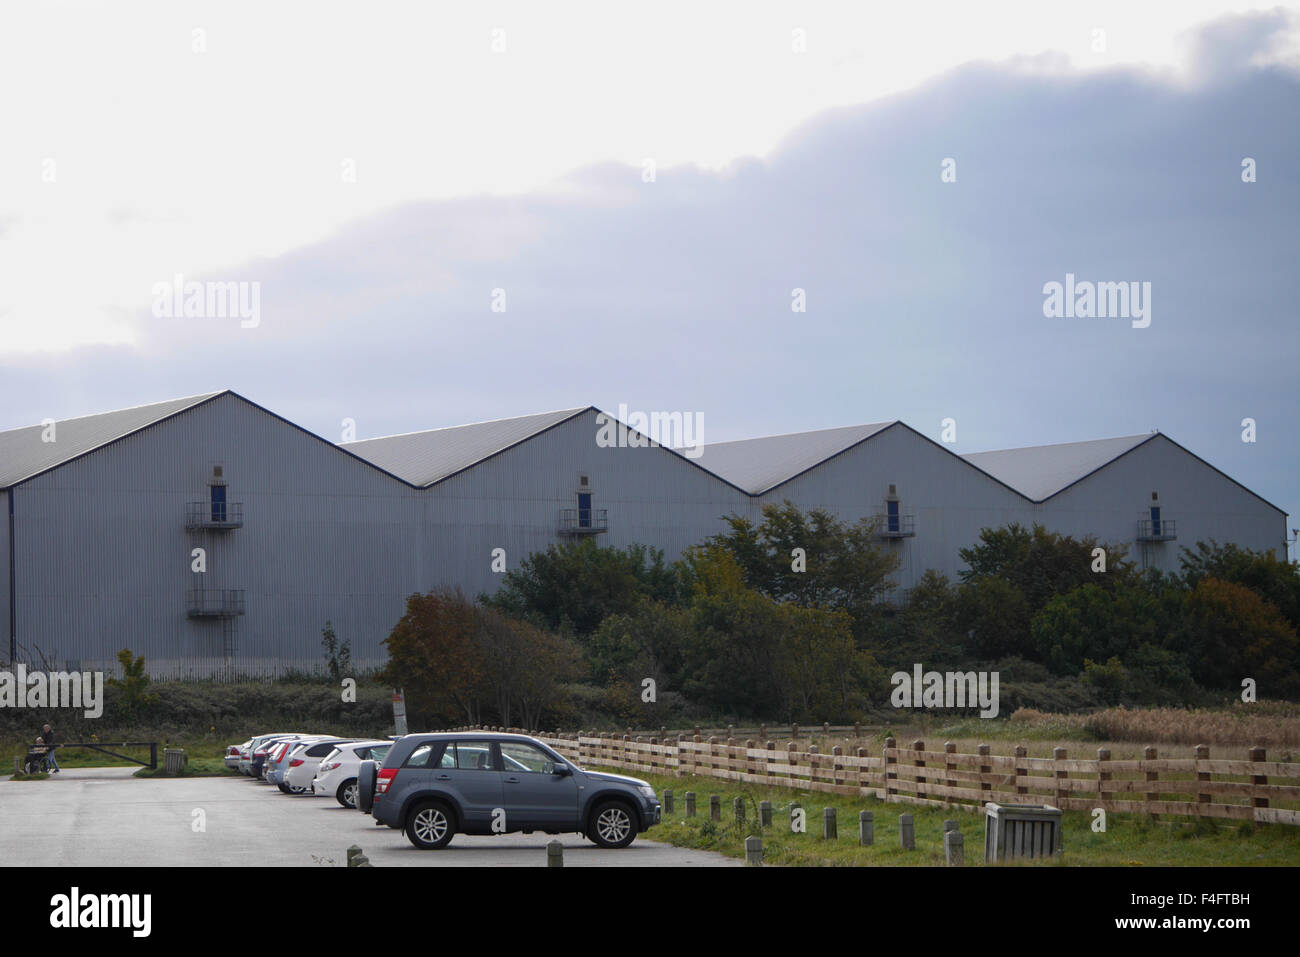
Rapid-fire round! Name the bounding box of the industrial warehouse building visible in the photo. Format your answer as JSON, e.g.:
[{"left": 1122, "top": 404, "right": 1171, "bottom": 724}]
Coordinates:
[{"left": 0, "top": 390, "right": 1287, "bottom": 677}]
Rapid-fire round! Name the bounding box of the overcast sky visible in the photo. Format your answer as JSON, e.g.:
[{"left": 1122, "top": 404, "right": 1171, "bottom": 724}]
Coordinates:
[{"left": 1, "top": 2, "right": 1297, "bottom": 548}]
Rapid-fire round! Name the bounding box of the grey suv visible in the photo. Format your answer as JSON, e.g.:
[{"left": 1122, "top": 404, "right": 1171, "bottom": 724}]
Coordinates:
[{"left": 368, "top": 732, "right": 661, "bottom": 849}]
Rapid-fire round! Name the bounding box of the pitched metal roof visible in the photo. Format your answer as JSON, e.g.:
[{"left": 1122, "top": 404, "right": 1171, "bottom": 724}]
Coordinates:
[
  {"left": 692, "top": 421, "right": 897, "bottom": 494},
  {"left": 341, "top": 408, "right": 590, "bottom": 487},
  {"left": 960, "top": 433, "right": 1156, "bottom": 501},
  {"left": 0, "top": 392, "right": 223, "bottom": 488}
]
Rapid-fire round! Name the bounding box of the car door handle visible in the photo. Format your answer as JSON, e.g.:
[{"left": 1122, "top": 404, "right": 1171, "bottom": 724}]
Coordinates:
[
  {"left": 504, "top": 776, "right": 520, "bottom": 784},
  {"left": 436, "top": 774, "right": 451, "bottom": 780}
]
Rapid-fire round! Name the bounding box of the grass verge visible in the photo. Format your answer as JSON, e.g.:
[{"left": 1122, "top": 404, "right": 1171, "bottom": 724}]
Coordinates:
[{"left": 613, "top": 769, "right": 1300, "bottom": 866}]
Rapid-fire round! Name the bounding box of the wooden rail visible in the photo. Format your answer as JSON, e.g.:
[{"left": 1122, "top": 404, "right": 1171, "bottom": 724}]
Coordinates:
[{"left": 445, "top": 727, "right": 1300, "bottom": 827}]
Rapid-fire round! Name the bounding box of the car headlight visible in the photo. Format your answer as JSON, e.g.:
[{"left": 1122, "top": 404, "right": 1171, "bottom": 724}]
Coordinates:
[{"left": 637, "top": 785, "right": 656, "bottom": 800}]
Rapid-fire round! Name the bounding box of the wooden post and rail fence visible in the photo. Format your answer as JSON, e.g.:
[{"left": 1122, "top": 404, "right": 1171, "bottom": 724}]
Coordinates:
[{"left": 445, "top": 726, "right": 1300, "bottom": 827}]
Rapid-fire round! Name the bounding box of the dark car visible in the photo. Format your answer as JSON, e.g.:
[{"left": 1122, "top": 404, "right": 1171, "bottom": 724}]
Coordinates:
[{"left": 368, "top": 732, "right": 661, "bottom": 850}]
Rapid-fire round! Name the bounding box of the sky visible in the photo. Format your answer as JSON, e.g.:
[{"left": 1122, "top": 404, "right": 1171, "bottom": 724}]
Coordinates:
[{"left": 0, "top": 2, "right": 1297, "bottom": 548}]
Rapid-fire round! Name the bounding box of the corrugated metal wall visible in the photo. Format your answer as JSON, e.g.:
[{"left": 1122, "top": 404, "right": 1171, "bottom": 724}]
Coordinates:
[
  {"left": 423, "top": 409, "right": 751, "bottom": 598},
  {"left": 15, "top": 395, "right": 426, "bottom": 678},
  {"left": 1036, "top": 436, "right": 1287, "bottom": 571},
  {"left": 9, "top": 397, "right": 1287, "bottom": 679},
  {"left": 754, "top": 424, "right": 1035, "bottom": 588},
  {"left": 1, "top": 488, "right": 10, "bottom": 657}
]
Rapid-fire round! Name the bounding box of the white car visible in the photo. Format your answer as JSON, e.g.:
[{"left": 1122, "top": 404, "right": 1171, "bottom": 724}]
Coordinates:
[
  {"left": 281, "top": 738, "right": 362, "bottom": 793},
  {"left": 312, "top": 740, "right": 394, "bottom": 808}
]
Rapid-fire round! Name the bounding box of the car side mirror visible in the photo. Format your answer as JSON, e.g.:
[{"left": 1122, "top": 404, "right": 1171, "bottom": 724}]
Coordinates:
[{"left": 551, "top": 763, "right": 572, "bottom": 776}]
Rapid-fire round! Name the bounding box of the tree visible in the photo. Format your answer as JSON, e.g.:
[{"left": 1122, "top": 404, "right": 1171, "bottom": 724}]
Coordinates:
[
  {"left": 700, "top": 500, "right": 901, "bottom": 629},
  {"left": 382, "top": 589, "right": 483, "bottom": 726},
  {"left": 320, "top": 621, "right": 352, "bottom": 682},
  {"left": 106, "top": 649, "right": 157, "bottom": 722},
  {"left": 1181, "top": 577, "right": 1300, "bottom": 698},
  {"left": 1029, "top": 581, "right": 1181, "bottom": 676},
  {"left": 680, "top": 547, "right": 786, "bottom": 718},
  {"left": 587, "top": 597, "right": 692, "bottom": 691},
  {"left": 775, "top": 602, "right": 881, "bottom": 721},
  {"left": 1180, "top": 541, "right": 1300, "bottom": 630},
  {"left": 484, "top": 539, "right": 680, "bottom": 637},
  {"left": 956, "top": 523, "right": 1134, "bottom": 661},
  {"left": 875, "top": 570, "right": 965, "bottom": 667}
]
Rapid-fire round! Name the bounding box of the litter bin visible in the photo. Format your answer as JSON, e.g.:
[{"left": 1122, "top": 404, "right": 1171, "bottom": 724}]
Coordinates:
[
  {"left": 164, "top": 748, "right": 186, "bottom": 775},
  {"left": 984, "top": 803, "right": 1062, "bottom": 862}
]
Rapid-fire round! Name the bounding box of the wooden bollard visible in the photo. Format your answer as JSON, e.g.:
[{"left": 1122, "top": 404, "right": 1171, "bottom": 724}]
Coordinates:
[
  {"left": 663, "top": 789, "right": 674, "bottom": 814},
  {"left": 944, "top": 829, "right": 964, "bottom": 866},
  {"left": 823, "top": 722, "right": 830, "bottom": 737},
  {"left": 734, "top": 797, "right": 745, "bottom": 824},
  {"left": 709, "top": 794, "right": 721, "bottom": 821},
  {"left": 823, "top": 807, "right": 837, "bottom": 840},
  {"left": 745, "top": 835, "right": 762, "bottom": 866},
  {"left": 899, "top": 813, "right": 915, "bottom": 850},
  {"left": 685, "top": 791, "right": 696, "bottom": 817},
  {"left": 792, "top": 723, "right": 799, "bottom": 739},
  {"left": 859, "top": 810, "right": 874, "bottom": 845},
  {"left": 346, "top": 845, "right": 372, "bottom": 867},
  {"left": 760, "top": 800, "right": 773, "bottom": 828},
  {"left": 943, "top": 819, "right": 958, "bottom": 833},
  {"left": 547, "top": 839, "right": 563, "bottom": 868}
]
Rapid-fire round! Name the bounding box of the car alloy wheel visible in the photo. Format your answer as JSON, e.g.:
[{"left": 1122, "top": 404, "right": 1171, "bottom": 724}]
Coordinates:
[
  {"left": 337, "top": 779, "right": 358, "bottom": 808},
  {"left": 590, "top": 801, "right": 636, "bottom": 848},
  {"left": 406, "top": 802, "right": 455, "bottom": 849}
]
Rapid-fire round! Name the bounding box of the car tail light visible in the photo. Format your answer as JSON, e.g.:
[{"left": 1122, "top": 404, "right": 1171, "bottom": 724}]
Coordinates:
[
  {"left": 289, "top": 758, "right": 304, "bottom": 767},
  {"left": 376, "top": 769, "right": 398, "bottom": 794},
  {"left": 320, "top": 762, "right": 341, "bottom": 773}
]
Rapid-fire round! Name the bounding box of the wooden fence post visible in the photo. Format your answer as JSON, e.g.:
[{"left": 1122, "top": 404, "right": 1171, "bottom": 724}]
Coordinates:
[
  {"left": 1144, "top": 746, "right": 1159, "bottom": 820},
  {"left": 1098, "top": 748, "right": 1111, "bottom": 810},
  {"left": 1054, "top": 747, "right": 1068, "bottom": 809},
  {"left": 884, "top": 737, "right": 897, "bottom": 802},
  {"left": 1195, "top": 745, "right": 1210, "bottom": 815},
  {"left": 912, "top": 740, "right": 926, "bottom": 800},
  {"left": 1250, "top": 746, "right": 1268, "bottom": 827},
  {"left": 978, "top": 744, "right": 991, "bottom": 805},
  {"left": 1014, "top": 746, "right": 1028, "bottom": 797},
  {"left": 945, "top": 741, "right": 956, "bottom": 797}
]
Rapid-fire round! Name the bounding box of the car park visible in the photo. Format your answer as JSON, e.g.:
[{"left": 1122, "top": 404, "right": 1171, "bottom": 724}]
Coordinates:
[
  {"left": 282, "top": 738, "right": 360, "bottom": 793},
  {"left": 271, "top": 738, "right": 358, "bottom": 793},
  {"left": 225, "top": 740, "right": 251, "bottom": 771},
  {"left": 368, "top": 732, "right": 660, "bottom": 850},
  {"left": 239, "top": 733, "right": 308, "bottom": 776},
  {"left": 312, "top": 740, "right": 393, "bottom": 808}
]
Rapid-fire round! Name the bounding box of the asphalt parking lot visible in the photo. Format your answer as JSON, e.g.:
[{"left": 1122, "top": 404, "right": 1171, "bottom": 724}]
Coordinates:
[{"left": 0, "top": 768, "right": 740, "bottom": 867}]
